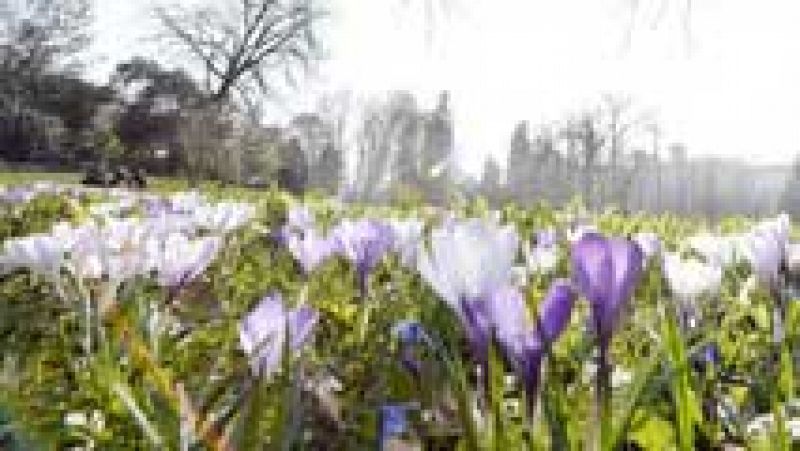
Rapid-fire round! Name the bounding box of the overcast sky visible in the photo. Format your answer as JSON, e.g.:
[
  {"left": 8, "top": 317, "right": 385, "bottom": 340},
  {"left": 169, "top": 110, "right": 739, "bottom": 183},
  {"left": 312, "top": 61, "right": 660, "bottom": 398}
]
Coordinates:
[{"left": 91, "top": 0, "right": 800, "bottom": 175}]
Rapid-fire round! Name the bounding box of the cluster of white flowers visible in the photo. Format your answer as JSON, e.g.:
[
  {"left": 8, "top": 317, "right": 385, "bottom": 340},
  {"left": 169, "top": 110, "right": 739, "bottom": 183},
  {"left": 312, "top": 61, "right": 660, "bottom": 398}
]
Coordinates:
[
  {"left": 662, "top": 214, "right": 794, "bottom": 304},
  {"left": 0, "top": 189, "right": 255, "bottom": 291}
]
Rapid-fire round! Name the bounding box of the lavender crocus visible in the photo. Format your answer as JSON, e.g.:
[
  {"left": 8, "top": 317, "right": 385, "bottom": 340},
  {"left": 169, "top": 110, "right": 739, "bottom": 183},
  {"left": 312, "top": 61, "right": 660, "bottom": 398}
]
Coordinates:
[
  {"left": 571, "top": 233, "right": 644, "bottom": 347},
  {"left": 239, "top": 292, "right": 319, "bottom": 377},
  {"left": 280, "top": 206, "right": 336, "bottom": 274},
  {"left": 486, "top": 281, "right": 576, "bottom": 406},
  {"left": 331, "top": 219, "right": 395, "bottom": 293},
  {"left": 285, "top": 204, "right": 316, "bottom": 232},
  {"left": 284, "top": 228, "right": 337, "bottom": 274},
  {"left": 740, "top": 230, "right": 782, "bottom": 288}
]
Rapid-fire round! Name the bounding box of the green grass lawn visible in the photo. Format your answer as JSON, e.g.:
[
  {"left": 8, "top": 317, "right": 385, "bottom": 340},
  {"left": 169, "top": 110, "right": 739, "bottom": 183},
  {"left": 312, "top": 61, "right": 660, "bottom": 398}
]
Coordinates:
[{"left": 0, "top": 171, "right": 79, "bottom": 186}]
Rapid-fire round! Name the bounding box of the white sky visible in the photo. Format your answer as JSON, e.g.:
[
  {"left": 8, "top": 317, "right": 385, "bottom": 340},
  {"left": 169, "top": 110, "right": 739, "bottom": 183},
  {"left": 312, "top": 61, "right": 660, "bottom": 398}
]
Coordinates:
[{"left": 90, "top": 0, "right": 800, "bottom": 175}]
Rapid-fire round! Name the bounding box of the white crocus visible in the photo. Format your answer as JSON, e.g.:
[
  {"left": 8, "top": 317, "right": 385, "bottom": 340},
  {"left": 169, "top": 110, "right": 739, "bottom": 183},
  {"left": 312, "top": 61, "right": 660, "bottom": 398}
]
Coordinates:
[
  {"left": 193, "top": 202, "right": 255, "bottom": 233},
  {"left": 566, "top": 223, "right": 598, "bottom": 244},
  {"left": 417, "top": 218, "right": 518, "bottom": 309},
  {"left": 786, "top": 243, "right": 800, "bottom": 273},
  {"left": 662, "top": 252, "right": 723, "bottom": 303},
  {"left": 633, "top": 232, "right": 662, "bottom": 261},
  {"left": 523, "top": 240, "right": 559, "bottom": 274},
  {"left": 389, "top": 218, "right": 425, "bottom": 267},
  {"left": 686, "top": 234, "right": 739, "bottom": 268},
  {"left": 1, "top": 233, "right": 68, "bottom": 277},
  {"left": 145, "top": 233, "right": 222, "bottom": 287}
]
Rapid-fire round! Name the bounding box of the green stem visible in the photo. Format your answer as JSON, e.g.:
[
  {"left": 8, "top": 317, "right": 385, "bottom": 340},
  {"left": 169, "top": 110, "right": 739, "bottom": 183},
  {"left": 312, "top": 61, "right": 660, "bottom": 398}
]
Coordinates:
[{"left": 597, "top": 341, "right": 612, "bottom": 451}]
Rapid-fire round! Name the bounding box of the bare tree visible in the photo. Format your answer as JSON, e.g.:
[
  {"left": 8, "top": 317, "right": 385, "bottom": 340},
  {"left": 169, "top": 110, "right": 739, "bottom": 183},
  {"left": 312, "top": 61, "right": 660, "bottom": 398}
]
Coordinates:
[
  {"left": 0, "top": 0, "right": 94, "bottom": 163},
  {"left": 600, "top": 94, "right": 653, "bottom": 208},
  {"left": 154, "top": 0, "right": 324, "bottom": 105}
]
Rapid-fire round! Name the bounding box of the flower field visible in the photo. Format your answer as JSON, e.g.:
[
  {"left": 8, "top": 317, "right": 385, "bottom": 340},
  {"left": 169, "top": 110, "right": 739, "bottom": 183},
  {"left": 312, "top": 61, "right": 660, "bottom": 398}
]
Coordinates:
[{"left": 0, "top": 182, "right": 798, "bottom": 450}]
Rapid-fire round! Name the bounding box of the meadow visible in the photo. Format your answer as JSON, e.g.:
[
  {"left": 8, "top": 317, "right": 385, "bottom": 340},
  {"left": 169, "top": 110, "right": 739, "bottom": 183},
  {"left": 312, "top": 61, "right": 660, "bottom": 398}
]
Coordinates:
[{"left": 0, "top": 179, "right": 797, "bottom": 450}]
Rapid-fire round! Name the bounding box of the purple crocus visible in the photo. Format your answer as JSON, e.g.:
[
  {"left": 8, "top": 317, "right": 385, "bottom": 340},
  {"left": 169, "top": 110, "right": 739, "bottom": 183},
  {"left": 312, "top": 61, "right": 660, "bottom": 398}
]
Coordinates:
[
  {"left": 391, "top": 320, "right": 437, "bottom": 377},
  {"left": 486, "top": 280, "right": 576, "bottom": 407},
  {"left": 331, "top": 219, "right": 395, "bottom": 293},
  {"left": 239, "top": 292, "right": 319, "bottom": 377},
  {"left": 378, "top": 403, "right": 415, "bottom": 449},
  {"left": 571, "top": 233, "right": 644, "bottom": 347},
  {"left": 571, "top": 233, "right": 643, "bottom": 446}
]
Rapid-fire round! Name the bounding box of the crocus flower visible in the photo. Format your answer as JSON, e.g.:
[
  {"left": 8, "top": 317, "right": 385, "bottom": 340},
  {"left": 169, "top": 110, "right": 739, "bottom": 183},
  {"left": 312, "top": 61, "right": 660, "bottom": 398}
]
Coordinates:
[
  {"left": 285, "top": 204, "right": 316, "bottom": 232},
  {"left": 486, "top": 280, "right": 576, "bottom": 406},
  {"left": 378, "top": 404, "right": 414, "bottom": 449},
  {"left": 391, "top": 320, "right": 436, "bottom": 377},
  {"left": 662, "top": 253, "right": 722, "bottom": 326},
  {"left": 786, "top": 243, "right": 800, "bottom": 274},
  {"left": 167, "top": 191, "right": 206, "bottom": 214},
  {"left": 193, "top": 202, "right": 255, "bottom": 233},
  {"left": 753, "top": 214, "right": 791, "bottom": 252},
  {"left": 524, "top": 229, "right": 560, "bottom": 274},
  {"left": 284, "top": 228, "right": 337, "bottom": 274},
  {"left": 1, "top": 233, "right": 67, "bottom": 277},
  {"left": 687, "top": 234, "right": 738, "bottom": 268},
  {"left": 388, "top": 218, "right": 425, "bottom": 267},
  {"left": 633, "top": 232, "right": 662, "bottom": 262},
  {"left": 239, "top": 292, "right": 319, "bottom": 377},
  {"left": 61, "top": 219, "right": 150, "bottom": 281},
  {"left": 571, "top": 233, "right": 644, "bottom": 347},
  {"left": 146, "top": 233, "right": 222, "bottom": 288},
  {"left": 331, "top": 219, "right": 395, "bottom": 292},
  {"left": 141, "top": 195, "right": 172, "bottom": 217},
  {"left": 739, "top": 230, "right": 782, "bottom": 288},
  {"left": 88, "top": 198, "right": 137, "bottom": 219},
  {"left": 694, "top": 342, "right": 720, "bottom": 371},
  {"left": 567, "top": 222, "right": 598, "bottom": 244},
  {"left": 662, "top": 253, "right": 722, "bottom": 300},
  {"left": 417, "top": 219, "right": 518, "bottom": 361}
]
